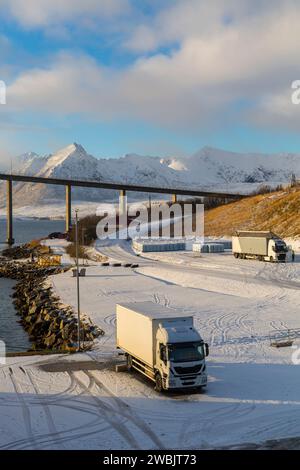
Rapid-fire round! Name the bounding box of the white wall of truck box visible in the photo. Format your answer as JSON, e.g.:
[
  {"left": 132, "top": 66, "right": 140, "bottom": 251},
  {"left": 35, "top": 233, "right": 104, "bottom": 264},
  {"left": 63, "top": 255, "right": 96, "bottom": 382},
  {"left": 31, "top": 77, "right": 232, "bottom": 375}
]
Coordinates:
[
  {"left": 116, "top": 304, "right": 155, "bottom": 366},
  {"left": 232, "top": 236, "right": 269, "bottom": 256}
]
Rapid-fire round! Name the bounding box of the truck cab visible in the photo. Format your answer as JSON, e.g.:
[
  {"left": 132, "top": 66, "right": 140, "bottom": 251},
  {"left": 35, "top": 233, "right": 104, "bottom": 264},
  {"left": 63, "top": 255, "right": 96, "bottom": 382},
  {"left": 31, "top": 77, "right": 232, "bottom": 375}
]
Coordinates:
[
  {"left": 269, "top": 238, "right": 288, "bottom": 262},
  {"left": 156, "top": 322, "right": 208, "bottom": 392}
]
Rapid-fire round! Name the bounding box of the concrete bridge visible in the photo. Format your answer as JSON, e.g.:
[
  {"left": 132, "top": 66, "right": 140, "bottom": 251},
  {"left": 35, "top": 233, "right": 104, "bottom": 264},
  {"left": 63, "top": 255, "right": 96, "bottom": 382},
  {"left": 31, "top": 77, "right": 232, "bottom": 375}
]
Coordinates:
[{"left": 0, "top": 173, "right": 244, "bottom": 245}]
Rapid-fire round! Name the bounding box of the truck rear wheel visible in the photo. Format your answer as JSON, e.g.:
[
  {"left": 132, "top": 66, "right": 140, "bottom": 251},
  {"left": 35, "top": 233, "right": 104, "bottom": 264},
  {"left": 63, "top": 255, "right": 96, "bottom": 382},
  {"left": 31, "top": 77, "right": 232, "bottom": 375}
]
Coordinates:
[
  {"left": 127, "top": 354, "right": 133, "bottom": 371},
  {"left": 155, "top": 373, "right": 163, "bottom": 393}
]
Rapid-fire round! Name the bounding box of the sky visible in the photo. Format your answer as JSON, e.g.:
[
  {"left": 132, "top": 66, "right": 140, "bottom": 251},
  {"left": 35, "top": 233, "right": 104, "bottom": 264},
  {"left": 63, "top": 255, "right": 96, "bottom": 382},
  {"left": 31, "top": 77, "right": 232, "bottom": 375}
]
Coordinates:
[{"left": 1, "top": 0, "right": 300, "bottom": 160}]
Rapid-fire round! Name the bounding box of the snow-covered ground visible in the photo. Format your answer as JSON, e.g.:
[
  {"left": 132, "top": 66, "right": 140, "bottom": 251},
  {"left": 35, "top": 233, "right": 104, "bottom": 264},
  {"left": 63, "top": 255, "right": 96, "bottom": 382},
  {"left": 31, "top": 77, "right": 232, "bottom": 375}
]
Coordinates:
[{"left": 1, "top": 241, "right": 300, "bottom": 449}]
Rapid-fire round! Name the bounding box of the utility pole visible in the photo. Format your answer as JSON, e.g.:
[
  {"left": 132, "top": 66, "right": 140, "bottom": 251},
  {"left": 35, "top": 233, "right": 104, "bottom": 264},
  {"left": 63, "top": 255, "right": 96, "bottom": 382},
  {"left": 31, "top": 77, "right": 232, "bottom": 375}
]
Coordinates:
[
  {"left": 81, "top": 227, "right": 85, "bottom": 265},
  {"left": 75, "top": 209, "right": 81, "bottom": 351}
]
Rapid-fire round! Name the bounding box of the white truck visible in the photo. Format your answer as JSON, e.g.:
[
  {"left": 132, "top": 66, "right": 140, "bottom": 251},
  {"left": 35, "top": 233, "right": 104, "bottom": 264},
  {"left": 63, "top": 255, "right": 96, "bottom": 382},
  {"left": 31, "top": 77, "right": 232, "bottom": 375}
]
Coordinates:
[
  {"left": 232, "top": 231, "right": 288, "bottom": 262},
  {"left": 116, "top": 302, "right": 209, "bottom": 392}
]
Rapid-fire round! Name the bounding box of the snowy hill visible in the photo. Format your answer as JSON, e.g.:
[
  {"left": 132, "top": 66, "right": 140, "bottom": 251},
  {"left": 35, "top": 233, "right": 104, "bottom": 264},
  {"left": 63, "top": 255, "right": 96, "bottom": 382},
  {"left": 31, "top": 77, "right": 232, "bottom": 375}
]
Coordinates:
[
  {"left": 163, "top": 146, "right": 299, "bottom": 186},
  {"left": 1, "top": 142, "right": 299, "bottom": 210}
]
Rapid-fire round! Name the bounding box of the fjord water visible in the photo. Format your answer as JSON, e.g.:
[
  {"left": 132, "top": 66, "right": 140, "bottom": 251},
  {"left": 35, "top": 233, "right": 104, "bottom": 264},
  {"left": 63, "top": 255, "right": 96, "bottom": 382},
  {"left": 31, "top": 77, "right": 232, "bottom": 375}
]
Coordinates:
[
  {"left": 0, "top": 278, "right": 32, "bottom": 352},
  {"left": 0, "top": 218, "right": 65, "bottom": 352},
  {"left": 0, "top": 218, "right": 65, "bottom": 249}
]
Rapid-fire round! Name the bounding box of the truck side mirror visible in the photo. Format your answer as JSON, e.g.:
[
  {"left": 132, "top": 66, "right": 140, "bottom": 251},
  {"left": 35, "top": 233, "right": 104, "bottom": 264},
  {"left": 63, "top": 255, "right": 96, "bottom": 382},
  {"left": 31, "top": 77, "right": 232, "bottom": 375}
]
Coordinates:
[{"left": 205, "top": 343, "right": 209, "bottom": 357}]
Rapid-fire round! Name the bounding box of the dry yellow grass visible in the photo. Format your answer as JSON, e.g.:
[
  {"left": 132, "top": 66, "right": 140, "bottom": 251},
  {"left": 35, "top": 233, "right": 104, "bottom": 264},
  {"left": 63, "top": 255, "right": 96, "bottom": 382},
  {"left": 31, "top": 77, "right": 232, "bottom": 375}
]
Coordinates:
[{"left": 205, "top": 187, "right": 300, "bottom": 237}]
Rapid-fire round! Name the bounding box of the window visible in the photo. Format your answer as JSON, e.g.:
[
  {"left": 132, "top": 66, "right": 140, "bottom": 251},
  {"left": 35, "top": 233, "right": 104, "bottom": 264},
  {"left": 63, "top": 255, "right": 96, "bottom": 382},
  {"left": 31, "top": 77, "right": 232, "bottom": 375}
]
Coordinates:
[
  {"left": 168, "top": 342, "right": 205, "bottom": 363},
  {"left": 159, "top": 344, "right": 167, "bottom": 363}
]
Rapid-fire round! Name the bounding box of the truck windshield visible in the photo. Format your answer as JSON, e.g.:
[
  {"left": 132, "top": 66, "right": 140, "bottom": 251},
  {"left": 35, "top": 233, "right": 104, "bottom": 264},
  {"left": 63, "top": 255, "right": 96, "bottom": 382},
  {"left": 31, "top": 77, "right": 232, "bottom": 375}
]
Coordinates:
[
  {"left": 273, "top": 242, "right": 288, "bottom": 253},
  {"left": 168, "top": 342, "right": 204, "bottom": 363}
]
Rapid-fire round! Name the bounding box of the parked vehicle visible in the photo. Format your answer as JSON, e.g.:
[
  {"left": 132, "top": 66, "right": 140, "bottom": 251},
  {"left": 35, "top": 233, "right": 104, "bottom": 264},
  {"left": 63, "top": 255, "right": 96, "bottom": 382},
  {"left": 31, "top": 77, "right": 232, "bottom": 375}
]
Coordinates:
[
  {"left": 232, "top": 231, "right": 288, "bottom": 262},
  {"left": 116, "top": 302, "right": 209, "bottom": 392},
  {"left": 48, "top": 232, "right": 68, "bottom": 240}
]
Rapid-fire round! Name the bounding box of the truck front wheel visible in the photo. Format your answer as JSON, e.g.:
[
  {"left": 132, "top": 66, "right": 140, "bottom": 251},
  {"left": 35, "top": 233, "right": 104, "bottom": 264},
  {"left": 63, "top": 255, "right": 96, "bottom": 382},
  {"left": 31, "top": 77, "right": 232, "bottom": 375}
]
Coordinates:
[
  {"left": 127, "top": 354, "right": 133, "bottom": 371},
  {"left": 155, "top": 373, "right": 163, "bottom": 393}
]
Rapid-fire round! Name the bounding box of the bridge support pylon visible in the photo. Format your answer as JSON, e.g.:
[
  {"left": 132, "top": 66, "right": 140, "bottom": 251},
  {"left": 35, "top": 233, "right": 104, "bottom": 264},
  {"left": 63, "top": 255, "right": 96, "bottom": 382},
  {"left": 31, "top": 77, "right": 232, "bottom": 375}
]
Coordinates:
[
  {"left": 6, "top": 179, "right": 14, "bottom": 245},
  {"left": 119, "top": 189, "right": 127, "bottom": 217},
  {"left": 66, "top": 184, "right": 72, "bottom": 233}
]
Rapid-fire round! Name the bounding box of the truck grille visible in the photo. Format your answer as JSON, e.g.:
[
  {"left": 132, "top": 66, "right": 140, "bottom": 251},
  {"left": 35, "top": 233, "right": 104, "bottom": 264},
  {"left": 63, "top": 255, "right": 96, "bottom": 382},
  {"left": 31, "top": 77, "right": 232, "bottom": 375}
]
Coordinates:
[{"left": 174, "top": 365, "right": 202, "bottom": 375}]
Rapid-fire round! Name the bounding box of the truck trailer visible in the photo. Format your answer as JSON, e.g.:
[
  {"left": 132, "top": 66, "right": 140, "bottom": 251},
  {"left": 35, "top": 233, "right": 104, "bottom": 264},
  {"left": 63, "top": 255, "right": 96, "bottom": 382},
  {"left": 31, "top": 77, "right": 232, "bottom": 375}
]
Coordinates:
[
  {"left": 116, "top": 302, "right": 209, "bottom": 392},
  {"left": 232, "top": 231, "right": 288, "bottom": 262}
]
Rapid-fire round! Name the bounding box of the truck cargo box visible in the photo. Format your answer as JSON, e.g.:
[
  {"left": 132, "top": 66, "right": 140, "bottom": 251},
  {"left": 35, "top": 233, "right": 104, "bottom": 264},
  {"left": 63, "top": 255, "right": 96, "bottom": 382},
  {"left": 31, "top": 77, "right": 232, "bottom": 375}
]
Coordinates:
[
  {"left": 116, "top": 302, "right": 193, "bottom": 368},
  {"left": 232, "top": 236, "right": 268, "bottom": 256}
]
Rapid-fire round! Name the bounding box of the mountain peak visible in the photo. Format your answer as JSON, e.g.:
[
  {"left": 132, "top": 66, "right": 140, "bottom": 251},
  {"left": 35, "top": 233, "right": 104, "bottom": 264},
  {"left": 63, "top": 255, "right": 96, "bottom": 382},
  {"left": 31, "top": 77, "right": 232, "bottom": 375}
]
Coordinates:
[
  {"left": 35, "top": 142, "right": 93, "bottom": 178},
  {"left": 72, "top": 142, "right": 86, "bottom": 152},
  {"left": 56, "top": 142, "right": 87, "bottom": 156}
]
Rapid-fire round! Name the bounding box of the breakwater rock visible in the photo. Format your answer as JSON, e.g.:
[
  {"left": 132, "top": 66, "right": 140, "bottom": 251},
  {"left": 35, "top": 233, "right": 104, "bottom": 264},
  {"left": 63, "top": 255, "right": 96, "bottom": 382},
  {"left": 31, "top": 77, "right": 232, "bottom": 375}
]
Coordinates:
[
  {"left": 2, "top": 242, "right": 51, "bottom": 260},
  {"left": 0, "top": 261, "right": 104, "bottom": 351}
]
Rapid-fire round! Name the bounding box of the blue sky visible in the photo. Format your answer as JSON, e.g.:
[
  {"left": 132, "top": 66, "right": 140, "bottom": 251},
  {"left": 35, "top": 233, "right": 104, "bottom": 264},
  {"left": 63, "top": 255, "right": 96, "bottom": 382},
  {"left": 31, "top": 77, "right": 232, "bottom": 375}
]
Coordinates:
[{"left": 1, "top": 0, "right": 300, "bottom": 159}]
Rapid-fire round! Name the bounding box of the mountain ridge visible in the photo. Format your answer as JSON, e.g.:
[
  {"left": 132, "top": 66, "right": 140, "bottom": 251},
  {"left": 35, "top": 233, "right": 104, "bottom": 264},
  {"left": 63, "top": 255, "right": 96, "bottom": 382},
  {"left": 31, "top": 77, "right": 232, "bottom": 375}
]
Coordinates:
[{"left": 1, "top": 143, "right": 299, "bottom": 207}]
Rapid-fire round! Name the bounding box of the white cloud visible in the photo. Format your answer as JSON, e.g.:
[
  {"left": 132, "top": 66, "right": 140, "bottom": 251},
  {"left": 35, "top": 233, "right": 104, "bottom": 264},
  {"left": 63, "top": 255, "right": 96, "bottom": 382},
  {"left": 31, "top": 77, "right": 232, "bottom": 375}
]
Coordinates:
[
  {"left": 124, "top": 0, "right": 238, "bottom": 52},
  {"left": 248, "top": 88, "right": 300, "bottom": 131},
  {"left": 125, "top": 0, "right": 278, "bottom": 53},
  {"left": 0, "top": 0, "right": 130, "bottom": 27},
  {"left": 4, "top": 0, "right": 300, "bottom": 132},
  {"left": 6, "top": 52, "right": 235, "bottom": 128}
]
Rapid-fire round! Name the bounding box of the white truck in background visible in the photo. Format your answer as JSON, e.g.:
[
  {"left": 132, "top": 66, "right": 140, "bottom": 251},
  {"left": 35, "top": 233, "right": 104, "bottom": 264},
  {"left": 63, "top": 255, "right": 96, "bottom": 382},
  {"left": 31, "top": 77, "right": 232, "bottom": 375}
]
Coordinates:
[
  {"left": 232, "top": 231, "right": 288, "bottom": 262},
  {"left": 116, "top": 302, "right": 209, "bottom": 392}
]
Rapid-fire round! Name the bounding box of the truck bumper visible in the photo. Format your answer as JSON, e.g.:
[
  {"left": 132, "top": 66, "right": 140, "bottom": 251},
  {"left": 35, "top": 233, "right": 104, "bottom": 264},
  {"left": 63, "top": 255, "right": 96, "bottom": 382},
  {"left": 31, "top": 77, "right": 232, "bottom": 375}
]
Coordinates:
[{"left": 165, "top": 373, "right": 207, "bottom": 390}]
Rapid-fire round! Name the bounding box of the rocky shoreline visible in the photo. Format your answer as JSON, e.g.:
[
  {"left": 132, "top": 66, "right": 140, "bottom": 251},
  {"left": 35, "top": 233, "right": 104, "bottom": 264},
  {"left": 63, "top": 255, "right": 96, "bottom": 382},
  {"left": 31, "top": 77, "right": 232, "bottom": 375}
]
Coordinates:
[{"left": 0, "top": 255, "right": 104, "bottom": 352}]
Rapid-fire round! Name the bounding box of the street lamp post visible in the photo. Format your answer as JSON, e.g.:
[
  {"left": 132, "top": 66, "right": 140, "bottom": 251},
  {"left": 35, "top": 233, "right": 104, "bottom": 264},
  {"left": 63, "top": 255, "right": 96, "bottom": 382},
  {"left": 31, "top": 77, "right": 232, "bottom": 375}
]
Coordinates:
[
  {"left": 75, "top": 209, "right": 81, "bottom": 351},
  {"left": 82, "top": 227, "right": 86, "bottom": 265}
]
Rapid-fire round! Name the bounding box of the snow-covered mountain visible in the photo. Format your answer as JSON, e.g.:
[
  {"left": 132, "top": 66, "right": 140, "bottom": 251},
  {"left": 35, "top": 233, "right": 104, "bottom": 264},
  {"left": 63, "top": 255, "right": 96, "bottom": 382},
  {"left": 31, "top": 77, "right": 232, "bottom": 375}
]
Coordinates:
[
  {"left": 1, "top": 143, "right": 299, "bottom": 208},
  {"left": 181, "top": 147, "right": 297, "bottom": 185}
]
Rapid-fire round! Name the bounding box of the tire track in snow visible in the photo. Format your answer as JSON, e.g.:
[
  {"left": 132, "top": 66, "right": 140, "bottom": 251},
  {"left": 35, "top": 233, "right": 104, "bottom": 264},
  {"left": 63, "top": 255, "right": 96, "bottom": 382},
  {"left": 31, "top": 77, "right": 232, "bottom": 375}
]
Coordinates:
[
  {"left": 2, "top": 371, "right": 112, "bottom": 450},
  {"left": 7, "top": 368, "right": 39, "bottom": 450},
  {"left": 153, "top": 292, "right": 170, "bottom": 307},
  {"left": 71, "top": 371, "right": 141, "bottom": 449},
  {"left": 103, "top": 314, "right": 116, "bottom": 327},
  {"left": 179, "top": 401, "right": 257, "bottom": 448},
  {"left": 85, "top": 370, "right": 165, "bottom": 450},
  {"left": 25, "top": 369, "right": 66, "bottom": 449}
]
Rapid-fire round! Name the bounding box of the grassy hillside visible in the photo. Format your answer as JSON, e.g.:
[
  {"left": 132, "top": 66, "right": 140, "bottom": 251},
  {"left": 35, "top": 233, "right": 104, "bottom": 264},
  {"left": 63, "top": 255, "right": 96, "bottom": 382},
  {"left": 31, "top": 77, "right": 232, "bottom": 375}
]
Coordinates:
[{"left": 205, "top": 187, "right": 300, "bottom": 237}]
